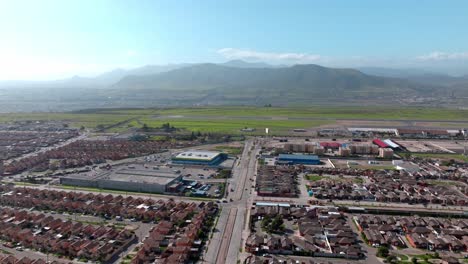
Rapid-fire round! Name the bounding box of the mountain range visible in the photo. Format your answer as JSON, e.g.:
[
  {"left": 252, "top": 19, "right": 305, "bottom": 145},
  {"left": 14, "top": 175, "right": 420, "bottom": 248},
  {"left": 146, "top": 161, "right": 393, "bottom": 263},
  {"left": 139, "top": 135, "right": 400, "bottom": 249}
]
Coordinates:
[{"left": 0, "top": 60, "right": 467, "bottom": 112}]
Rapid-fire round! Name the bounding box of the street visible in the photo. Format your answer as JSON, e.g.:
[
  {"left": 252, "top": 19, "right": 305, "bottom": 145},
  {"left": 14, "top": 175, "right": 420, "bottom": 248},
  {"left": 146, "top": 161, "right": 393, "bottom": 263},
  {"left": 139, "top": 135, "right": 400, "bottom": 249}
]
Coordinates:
[{"left": 204, "top": 138, "right": 261, "bottom": 264}]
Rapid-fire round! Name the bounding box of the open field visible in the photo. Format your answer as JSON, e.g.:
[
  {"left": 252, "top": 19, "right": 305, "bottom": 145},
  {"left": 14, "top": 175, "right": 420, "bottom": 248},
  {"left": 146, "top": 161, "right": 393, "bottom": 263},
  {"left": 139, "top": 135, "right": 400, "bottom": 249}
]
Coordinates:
[
  {"left": 409, "top": 153, "right": 468, "bottom": 162},
  {"left": 131, "top": 117, "right": 331, "bottom": 135},
  {"left": 213, "top": 145, "right": 244, "bottom": 155},
  {"left": 152, "top": 106, "right": 468, "bottom": 121},
  {"left": 2, "top": 106, "right": 468, "bottom": 135}
]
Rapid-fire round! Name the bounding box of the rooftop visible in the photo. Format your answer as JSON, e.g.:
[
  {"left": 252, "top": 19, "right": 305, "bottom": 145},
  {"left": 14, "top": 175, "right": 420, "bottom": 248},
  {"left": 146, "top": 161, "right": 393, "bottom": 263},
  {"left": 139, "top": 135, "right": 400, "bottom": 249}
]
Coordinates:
[
  {"left": 278, "top": 154, "right": 319, "bottom": 160},
  {"left": 174, "top": 150, "right": 221, "bottom": 161},
  {"left": 99, "top": 172, "right": 180, "bottom": 185},
  {"left": 62, "top": 165, "right": 182, "bottom": 185}
]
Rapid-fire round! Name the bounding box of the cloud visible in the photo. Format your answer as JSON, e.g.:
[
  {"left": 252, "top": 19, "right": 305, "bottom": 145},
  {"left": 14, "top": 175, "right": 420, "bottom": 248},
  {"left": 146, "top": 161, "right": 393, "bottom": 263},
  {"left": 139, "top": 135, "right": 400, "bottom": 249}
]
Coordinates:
[
  {"left": 217, "top": 48, "right": 321, "bottom": 63},
  {"left": 417, "top": 51, "right": 468, "bottom": 61}
]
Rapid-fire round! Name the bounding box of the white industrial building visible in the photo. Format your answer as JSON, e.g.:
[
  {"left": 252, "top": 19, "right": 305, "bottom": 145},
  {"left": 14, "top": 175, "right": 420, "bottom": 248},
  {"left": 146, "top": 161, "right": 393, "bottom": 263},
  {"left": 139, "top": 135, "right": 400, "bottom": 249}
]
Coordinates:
[{"left": 60, "top": 166, "right": 182, "bottom": 193}]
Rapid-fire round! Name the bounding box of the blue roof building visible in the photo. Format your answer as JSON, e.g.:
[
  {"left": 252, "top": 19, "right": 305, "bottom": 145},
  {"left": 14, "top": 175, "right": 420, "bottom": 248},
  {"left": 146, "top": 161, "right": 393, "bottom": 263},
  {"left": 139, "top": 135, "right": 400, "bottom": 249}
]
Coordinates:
[{"left": 278, "top": 154, "right": 320, "bottom": 165}]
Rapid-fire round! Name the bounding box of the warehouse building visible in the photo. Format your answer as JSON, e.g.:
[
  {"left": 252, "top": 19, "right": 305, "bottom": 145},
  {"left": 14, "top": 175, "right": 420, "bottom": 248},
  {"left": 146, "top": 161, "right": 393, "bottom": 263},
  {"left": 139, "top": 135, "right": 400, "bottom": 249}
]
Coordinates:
[
  {"left": 172, "top": 150, "right": 227, "bottom": 166},
  {"left": 60, "top": 167, "right": 183, "bottom": 193},
  {"left": 277, "top": 154, "right": 320, "bottom": 165}
]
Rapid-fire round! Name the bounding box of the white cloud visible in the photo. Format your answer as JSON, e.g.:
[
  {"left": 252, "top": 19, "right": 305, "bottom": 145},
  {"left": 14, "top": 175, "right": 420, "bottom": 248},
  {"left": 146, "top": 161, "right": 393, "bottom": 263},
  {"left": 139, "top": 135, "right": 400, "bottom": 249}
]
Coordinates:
[
  {"left": 217, "top": 48, "right": 321, "bottom": 63},
  {"left": 417, "top": 51, "right": 468, "bottom": 61}
]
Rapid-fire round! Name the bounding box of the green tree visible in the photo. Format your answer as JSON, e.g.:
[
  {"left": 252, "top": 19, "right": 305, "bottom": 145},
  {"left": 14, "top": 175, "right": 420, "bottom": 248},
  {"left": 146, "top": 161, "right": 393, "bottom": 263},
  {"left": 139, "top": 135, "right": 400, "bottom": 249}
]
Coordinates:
[
  {"left": 385, "top": 255, "right": 397, "bottom": 264},
  {"left": 411, "top": 257, "right": 418, "bottom": 264},
  {"left": 377, "top": 246, "right": 389, "bottom": 258}
]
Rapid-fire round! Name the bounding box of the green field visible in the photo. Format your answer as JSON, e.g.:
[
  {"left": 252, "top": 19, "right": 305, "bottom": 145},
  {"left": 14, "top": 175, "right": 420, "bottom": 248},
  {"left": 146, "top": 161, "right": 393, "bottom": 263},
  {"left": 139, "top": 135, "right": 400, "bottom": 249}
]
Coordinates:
[
  {"left": 131, "top": 117, "right": 330, "bottom": 135},
  {"left": 2, "top": 106, "right": 468, "bottom": 135},
  {"left": 214, "top": 146, "right": 243, "bottom": 155},
  {"left": 305, "top": 175, "right": 325, "bottom": 181},
  {"left": 152, "top": 106, "right": 468, "bottom": 120}
]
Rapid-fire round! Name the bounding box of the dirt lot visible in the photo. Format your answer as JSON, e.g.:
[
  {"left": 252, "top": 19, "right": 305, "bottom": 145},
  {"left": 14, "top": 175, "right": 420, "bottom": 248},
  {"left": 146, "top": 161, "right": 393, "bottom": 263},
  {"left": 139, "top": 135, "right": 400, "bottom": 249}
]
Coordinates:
[
  {"left": 395, "top": 140, "right": 447, "bottom": 153},
  {"left": 330, "top": 159, "right": 395, "bottom": 170}
]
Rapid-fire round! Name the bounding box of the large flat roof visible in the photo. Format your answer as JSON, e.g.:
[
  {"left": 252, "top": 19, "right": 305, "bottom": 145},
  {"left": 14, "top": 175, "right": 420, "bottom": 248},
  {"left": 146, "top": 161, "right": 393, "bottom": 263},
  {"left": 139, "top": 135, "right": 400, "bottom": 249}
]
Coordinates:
[
  {"left": 62, "top": 165, "right": 181, "bottom": 185},
  {"left": 174, "top": 150, "right": 221, "bottom": 161},
  {"left": 278, "top": 154, "right": 319, "bottom": 160},
  {"left": 100, "top": 173, "right": 180, "bottom": 185}
]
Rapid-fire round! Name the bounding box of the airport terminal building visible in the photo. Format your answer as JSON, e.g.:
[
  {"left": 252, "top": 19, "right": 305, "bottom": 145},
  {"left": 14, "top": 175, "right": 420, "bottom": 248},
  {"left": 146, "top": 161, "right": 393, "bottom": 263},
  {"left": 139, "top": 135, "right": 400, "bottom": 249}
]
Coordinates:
[{"left": 172, "top": 150, "right": 227, "bottom": 166}]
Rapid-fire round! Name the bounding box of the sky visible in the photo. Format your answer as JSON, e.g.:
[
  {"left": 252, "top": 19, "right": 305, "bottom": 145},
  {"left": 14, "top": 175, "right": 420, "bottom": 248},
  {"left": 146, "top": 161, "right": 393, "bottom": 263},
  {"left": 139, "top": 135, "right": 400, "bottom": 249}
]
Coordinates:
[{"left": 0, "top": 0, "right": 468, "bottom": 80}]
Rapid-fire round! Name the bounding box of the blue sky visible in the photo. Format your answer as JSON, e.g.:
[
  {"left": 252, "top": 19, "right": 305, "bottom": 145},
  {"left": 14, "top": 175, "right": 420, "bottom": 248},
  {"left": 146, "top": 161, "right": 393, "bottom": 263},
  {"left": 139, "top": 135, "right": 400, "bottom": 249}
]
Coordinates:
[{"left": 0, "top": 0, "right": 467, "bottom": 79}]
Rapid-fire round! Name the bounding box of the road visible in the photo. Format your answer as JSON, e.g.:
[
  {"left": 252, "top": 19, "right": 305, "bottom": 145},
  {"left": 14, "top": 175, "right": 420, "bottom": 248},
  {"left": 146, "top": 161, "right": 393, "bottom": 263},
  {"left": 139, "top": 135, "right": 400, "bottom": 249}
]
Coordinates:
[
  {"left": 253, "top": 187, "right": 468, "bottom": 214},
  {"left": 204, "top": 138, "right": 260, "bottom": 264}
]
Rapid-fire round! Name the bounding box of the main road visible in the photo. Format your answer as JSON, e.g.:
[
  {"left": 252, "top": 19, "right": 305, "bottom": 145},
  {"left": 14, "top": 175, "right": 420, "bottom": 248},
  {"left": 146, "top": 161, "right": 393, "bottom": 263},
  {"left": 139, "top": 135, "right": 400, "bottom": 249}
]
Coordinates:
[{"left": 204, "top": 138, "right": 261, "bottom": 264}]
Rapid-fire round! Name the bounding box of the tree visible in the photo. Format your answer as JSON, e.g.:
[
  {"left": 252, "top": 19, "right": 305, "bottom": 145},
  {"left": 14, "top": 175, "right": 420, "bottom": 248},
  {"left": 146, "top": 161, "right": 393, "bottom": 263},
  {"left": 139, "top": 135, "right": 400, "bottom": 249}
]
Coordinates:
[
  {"left": 385, "top": 255, "right": 397, "bottom": 264},
  {"left": 411, "top": 257, "right": 418, "bottom": 264},
  {"left": 377, "top": 246, "right": 389, "bottom": 258},
  {"left": 142, "top": 123, "right": 149, "bottom": 131}
]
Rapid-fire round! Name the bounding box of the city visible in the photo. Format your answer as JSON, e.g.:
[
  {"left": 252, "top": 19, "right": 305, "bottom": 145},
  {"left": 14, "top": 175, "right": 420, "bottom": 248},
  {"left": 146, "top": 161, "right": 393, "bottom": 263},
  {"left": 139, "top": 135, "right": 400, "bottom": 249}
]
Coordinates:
[
  {"left": 1, "top": 1, "right": 468, "bottom": 263},
  {"left": 0, "top": 117, "right": 467, "bottom": 264}
]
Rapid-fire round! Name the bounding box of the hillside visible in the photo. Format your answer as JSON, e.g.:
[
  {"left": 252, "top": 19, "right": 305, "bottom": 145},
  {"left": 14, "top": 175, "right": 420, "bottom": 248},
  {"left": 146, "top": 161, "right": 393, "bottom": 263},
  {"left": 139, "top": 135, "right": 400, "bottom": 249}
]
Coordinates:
[
  {"left": 1, "top": 63, "right": 466, "bottom": 112},
  {"left": 111, "top": 63, "right": 443, "bottom": 105}
]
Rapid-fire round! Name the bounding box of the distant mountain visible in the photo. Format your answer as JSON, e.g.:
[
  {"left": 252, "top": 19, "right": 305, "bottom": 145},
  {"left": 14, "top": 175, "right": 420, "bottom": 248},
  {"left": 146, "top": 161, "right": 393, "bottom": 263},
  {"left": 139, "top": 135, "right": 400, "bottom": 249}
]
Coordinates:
[
  {"left": 1, "top": 62, "right": 467, "bottom": 112},
  {"left": 0, "top": 64, "right": 192, "bottom": 89},
  {"left": 358, "top": 67, "right": 439, "bottom": 79},
  {"left": 0, "top": 61, "right": 269, "bottom": 89},
  {"left": 359, "top": 67, "right": 468, "bottom": 86},
  {"left": 221, "top": 60, "right": 277, "bottom": 68},
  {"left": 111, "top": 63, "right": 445, "bottom": 105}
]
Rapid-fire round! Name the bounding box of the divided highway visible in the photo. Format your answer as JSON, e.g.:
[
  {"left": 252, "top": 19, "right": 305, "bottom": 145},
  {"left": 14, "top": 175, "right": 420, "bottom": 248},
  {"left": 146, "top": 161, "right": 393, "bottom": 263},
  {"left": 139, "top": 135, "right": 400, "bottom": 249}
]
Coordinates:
[{"left": 204, "top": 139, "right": 261, "bottom": 264}]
